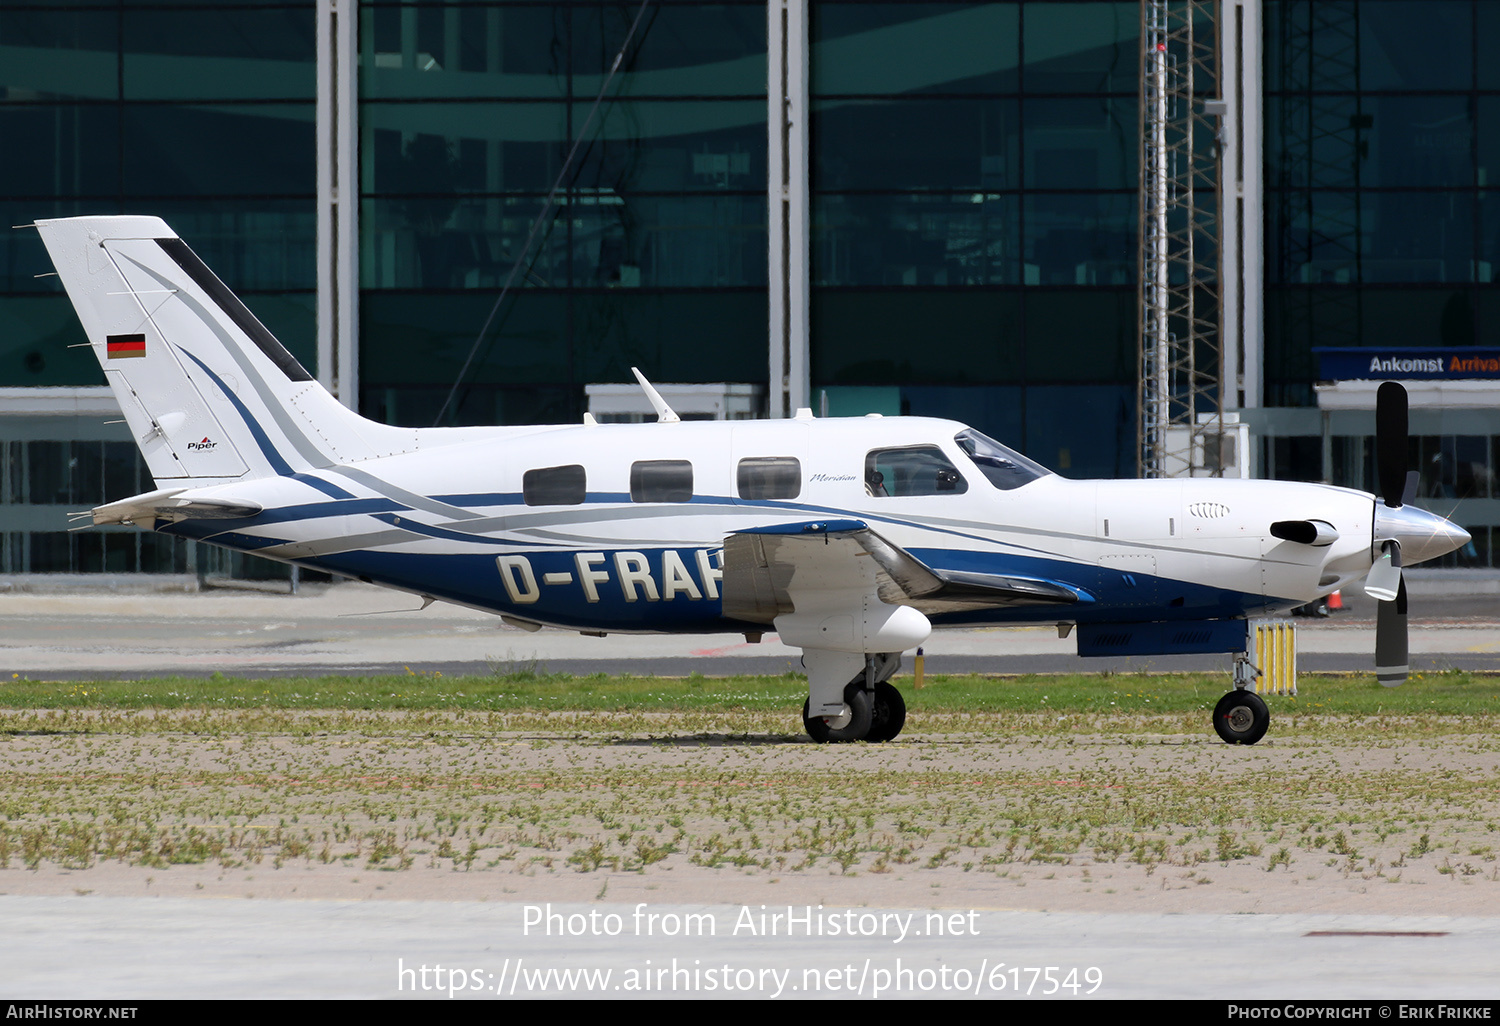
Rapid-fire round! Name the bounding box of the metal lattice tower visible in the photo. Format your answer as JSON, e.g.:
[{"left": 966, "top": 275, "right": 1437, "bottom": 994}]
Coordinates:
[{"left": 1137, "top": 0, "right": 1225, "bottom": 478}]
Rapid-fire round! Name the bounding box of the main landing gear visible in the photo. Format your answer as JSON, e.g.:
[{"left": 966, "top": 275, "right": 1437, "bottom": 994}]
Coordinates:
[{"left": 802, "top": 653, "right": 907, "bottom": 743}]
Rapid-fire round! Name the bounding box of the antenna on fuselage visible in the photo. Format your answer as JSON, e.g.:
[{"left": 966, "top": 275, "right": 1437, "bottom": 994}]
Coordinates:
[{"left": 631, "top": 367, "right": 680, "bottom": 424}]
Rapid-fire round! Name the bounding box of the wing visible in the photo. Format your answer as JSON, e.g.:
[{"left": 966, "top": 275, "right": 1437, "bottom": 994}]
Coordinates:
[
  {"left": 92, "top": 488, "right": 264, "bottom": 526},
  {"left": 721, "top": 519, "right": 1089, "bottom": 624}
]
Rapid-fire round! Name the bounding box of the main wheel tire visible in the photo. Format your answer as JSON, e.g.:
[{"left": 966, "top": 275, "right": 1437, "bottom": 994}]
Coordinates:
[
  {"left": 1213, "top": 689, "right": 1270, "bottom": 745},
  {"left": 802, "top": 683, "right": 874, "bottom": 743},
  {"left": 865, "top": 680, "right": 907, "bottom": 743}
]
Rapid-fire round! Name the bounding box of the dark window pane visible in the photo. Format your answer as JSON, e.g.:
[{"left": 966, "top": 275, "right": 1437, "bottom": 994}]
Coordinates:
[
  {"left": 29, "top": 532, "right": 73, "bottom": 573},
  {"left": 813, "top": 290, "right": 1022, "bottom": 385},
  {"left": 363, "top": 6, "right": 566, "bottom": 101},
  {"left": 523, "top": 464, "right": 586, "bottom": 506},
  {"left": 630, "top": 459, "right": 693, "bottom": 502},
  {"left": 1483, "top": 1, "right": 1500, "bottom": 92},
  {"left": 1023, "top": 1, "right": 1140, "bottom": 94},
  {"left": 140, "top": 533, "right": 189, "bottom": 574},
  {"left": 1264, "top": 94, "right": 1362, "bottom": 192},
  {"left": 581, "top": 99, "right": 767, "bottom": 191},
  {"left": 124, "top": 9, "right": 316, "bottom": 100},
  {"left": 737, "top": 456, "right": 800, "bottom": 500},
  {"left": 815, "top": 97, "right": 1018, "bottom": 191},
  {"left": 1362, "top": 287, "right": 1475, "bottom": 349},
  {"left": 574, "top": 4, "right": 766, "bottom": 92},
  {"left": 122, "top": 105, "right": 316, "bottom": 197},
  {"left": 1362, "top": 192, "right": 1473, "bottom": 284},
  {"left": 1268, "top": 189, "right": 1360, "bottom": 285},
  {"left": 103, "top": 442, "right": 141, "bottom": 501},
  {"left": 361, "top": 384, "right": 580, "bottom": 429},
  {"left": 1023, "top": 193, "right": 1136, "bottom": 286},
  {"left": 0, "top": 106, "right": 120, "bottom": 198},
  {"left": 360, "top": 290, "right": 766, "bottom": 395},
  {"left": 361, "top": 291, "right": 569, "bottom": 386},
  {"left": 103, "top": 532, "right": 135, "bottom": 573},
  {"left": 814, "top": 193, "right": 1019, "bottom": 287},
  {"left": 1359, "top": 1, "right": 1472, "bottom": 91},
  {"left": 813, "top": 3, "right": 1018, "bottom": 95},
  {"left": 361, "top": 5, "right": 765, "bottom": 101},
  {"left": 148, "top": 201, "right": 317, "bottom": 291},
  {"left": 27, "top": 441, "right": 69, "bottom": 505},
  {"left": 572, "top": 292, "right": 767, "bottom": 384},
  {"left": 361, "top": 99, "right": 765, "bottom": 195},
  {"left": 364, "top": 192, "right": 764, "bottom": 290},
  {"left": 70, "top": 440, "right": 103, "bottom": 506},
  {"left": 1023, "top": 383, "right": 1133, "bottom": 478},
  {"left": 1023, "top": 289, "right": 1135, "bottom": 383},
  {"left": 865, "top": 446, "right": 966, "bottom": 497},
  {"left": 1024, "top": 97, "right": 1137, "bottom": 191},
  {"left": 2, "top": 442, "right": 20, "bottom": 504},
  {"left": 0, "top": 10, "right": 118, "bottom": 101},
  {"left": 0, "top": 295, "right": 101, "bottom": 388},
  {"left": 1362, "top": 96, "right": 1472, "bottom": 189}
]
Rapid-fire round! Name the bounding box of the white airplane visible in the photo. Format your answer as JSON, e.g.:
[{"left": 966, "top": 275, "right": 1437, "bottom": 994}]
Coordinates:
[{"left": 34, "top": 215, "right": 1471, "bottom": 745}]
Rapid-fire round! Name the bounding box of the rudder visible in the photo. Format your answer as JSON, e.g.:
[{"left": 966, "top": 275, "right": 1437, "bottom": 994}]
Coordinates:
[{"left": 36, "top": 215, "right": 407, "bottom": 486}]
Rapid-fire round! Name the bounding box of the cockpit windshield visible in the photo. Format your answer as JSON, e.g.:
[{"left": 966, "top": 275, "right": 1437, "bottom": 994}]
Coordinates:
[{"left": 954, "top": 428, "right": 1050, "bottom": 491}]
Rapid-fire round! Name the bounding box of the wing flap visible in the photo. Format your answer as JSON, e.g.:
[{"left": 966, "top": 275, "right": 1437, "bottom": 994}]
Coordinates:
[{"left": 722, "top": 520, "right": 1087, "bottom": 624}]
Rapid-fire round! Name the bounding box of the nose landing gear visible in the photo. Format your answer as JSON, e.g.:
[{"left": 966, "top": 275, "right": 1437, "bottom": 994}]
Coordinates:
[{"left": 1213, "top": 688, "right": 1270, "bottom": 745}]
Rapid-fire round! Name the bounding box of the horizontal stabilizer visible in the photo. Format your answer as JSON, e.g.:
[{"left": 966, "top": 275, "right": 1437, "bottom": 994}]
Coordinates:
[{"left": 92, "top": 488, "right": 263, "bottom": 526}]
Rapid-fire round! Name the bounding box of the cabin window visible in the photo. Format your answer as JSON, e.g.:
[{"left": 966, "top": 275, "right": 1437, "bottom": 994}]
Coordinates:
[
  {"left": 864, "top": 446, "right": 967, "bottom": 497},
  {"left": 630, "top": 460, "right": 694, "bottom": 502},
  {"left": 523, "top": 464, "right": 587, "bottom": 506},
  {"left": 954, "top": 428, "right": 1050, "bottom": 491},
  {"left": 737, "top": 456, "right": 801, "bottom": 500}
]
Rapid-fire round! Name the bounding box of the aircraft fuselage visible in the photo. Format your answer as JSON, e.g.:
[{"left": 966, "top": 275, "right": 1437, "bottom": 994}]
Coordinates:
[{"left": 154, "top": 415, "right": 1395, "bottom": 635}]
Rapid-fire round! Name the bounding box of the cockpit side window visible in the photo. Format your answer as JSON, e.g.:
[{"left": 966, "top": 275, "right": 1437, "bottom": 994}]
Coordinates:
[
  {"left": 864, "top": 446, "right": 967, "bottom": 497},
  {"left": 954, "top": 428, "right": 1049, "bottom": 490}
]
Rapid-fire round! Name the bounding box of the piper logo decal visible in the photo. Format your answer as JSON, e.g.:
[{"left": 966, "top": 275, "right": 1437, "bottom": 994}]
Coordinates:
[{"left": 186, "top": 437, "right": 218, "bottom": 451}]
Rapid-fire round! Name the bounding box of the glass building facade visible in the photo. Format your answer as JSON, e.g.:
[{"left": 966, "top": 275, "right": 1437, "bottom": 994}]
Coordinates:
[{"left": 1, "top": 0, "right": 1496, "bottom": 574}]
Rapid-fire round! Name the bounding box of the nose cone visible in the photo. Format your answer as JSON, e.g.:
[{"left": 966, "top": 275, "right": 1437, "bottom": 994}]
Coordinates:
[{"left": 1375, "top": 504, "right": 1471, "bottom": 565}]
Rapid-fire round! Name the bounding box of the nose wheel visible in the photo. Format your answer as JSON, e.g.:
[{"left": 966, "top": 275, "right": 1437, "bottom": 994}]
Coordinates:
[{"left": 1213, "top": 689, "right": 1269, "bottom": 745}]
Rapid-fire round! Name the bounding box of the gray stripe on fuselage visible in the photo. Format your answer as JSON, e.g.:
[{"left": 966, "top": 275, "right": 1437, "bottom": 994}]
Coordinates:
[
  {"left": 125, "top": 254, "right": 336, "bottom": 472},
  {"left": 328, "top": 466, "right": 484, "bottom": 521},
  {"left": 511, "top": 527, "right": 720, "bottom": 547},
  {"left": 422, "top": 501, "right": 745, "bottom": 536},
  {"left": 895, "top": 511, "right": 1269, "bottom": 565},
  {"left": 252, "top": 527, "right": 422, "bottom": 558}
]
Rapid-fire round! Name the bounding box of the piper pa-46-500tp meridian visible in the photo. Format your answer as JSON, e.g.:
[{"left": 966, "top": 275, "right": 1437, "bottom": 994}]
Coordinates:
[{"left": 35, "top": 216, "right": 1471, "bottom": 745}]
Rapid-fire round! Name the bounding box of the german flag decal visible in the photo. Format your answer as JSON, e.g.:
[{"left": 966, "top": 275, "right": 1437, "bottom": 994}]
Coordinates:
[{"left": 106, "top": 333, "right": 147, "bottom": 359}]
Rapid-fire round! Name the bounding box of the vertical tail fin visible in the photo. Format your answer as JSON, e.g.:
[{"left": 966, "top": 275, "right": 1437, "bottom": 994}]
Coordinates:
[{"left": 35, "top": 215, "right": 413, "bottom": 486}]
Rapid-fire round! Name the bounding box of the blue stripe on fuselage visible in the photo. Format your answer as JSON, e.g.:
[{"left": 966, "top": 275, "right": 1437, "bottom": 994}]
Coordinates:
[{"left": 159, "top": 508, "right": 1286, "bottom": 630}]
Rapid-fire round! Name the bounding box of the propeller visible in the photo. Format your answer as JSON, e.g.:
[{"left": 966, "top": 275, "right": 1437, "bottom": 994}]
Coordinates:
[{"left": 1372, "top": 381, "right": 1411, "bottom": 686}]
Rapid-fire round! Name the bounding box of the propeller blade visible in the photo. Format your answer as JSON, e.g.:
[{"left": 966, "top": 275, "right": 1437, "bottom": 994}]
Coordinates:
[
  {"left": 1375, "top": 576, "right": 1409, "bottom": 687},
  {"left": 1376, "top": 381, "right": 1408, "bottom": 507},
  {"left": 1401, "top": 470, "right": 1419, "bottom": 506},
  {"left": 1364, "top": 540, "right": 1402, "bottom": 602}
]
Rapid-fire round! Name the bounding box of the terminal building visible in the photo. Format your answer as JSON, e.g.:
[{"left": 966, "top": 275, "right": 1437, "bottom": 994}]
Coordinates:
[{"left": 1, "top": 0, "right": 1495, "bottom": 578}]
